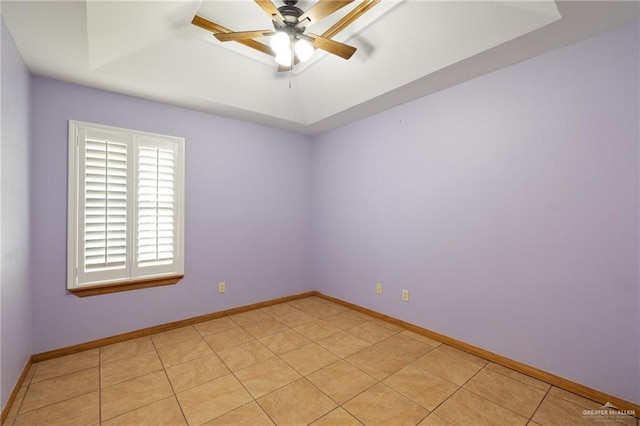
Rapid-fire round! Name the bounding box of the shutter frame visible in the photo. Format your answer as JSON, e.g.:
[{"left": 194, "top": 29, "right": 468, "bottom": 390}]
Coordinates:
[{"left": 68, "top": 121, "right": 185, "bottom": 291}]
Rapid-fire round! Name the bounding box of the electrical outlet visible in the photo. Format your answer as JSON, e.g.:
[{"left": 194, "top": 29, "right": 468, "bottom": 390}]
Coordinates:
[
  {"left": 218, "top": 282, "right": 226, "bottom": 293},
  {"left": 376, "top": 282, "right": 382, "bottom": 295},
  {"left": 402, "top": 289, "right": 409, "bottom": 302}
]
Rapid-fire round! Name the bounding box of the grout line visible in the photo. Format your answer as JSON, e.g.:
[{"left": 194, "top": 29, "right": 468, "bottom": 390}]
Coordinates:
[
  {"left": 456, "top": 364, "right": 537, "bottom": 421},
  {"left": 150, "top": 337, "right": 190, "bottom": 425},
  {"left": 529, "top": 385, "right": 553, "bottom": 422}
]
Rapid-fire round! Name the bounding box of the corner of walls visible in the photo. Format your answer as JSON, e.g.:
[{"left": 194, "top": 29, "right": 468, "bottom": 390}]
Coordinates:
[{"left": 1, "top": 15, "right": 33, "bottom": 409}]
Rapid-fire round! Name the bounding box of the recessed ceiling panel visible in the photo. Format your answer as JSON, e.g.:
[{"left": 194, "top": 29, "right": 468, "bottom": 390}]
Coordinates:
[{"left": 2, "top": 1, "right": 638, "bottom": 134}]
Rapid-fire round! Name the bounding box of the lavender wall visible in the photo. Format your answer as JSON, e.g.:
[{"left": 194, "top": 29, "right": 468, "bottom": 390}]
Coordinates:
[
  {"left": 30, "top": 78, "right": 312, "bottom": 354},
  {"left": 312, "top": 23, "right": 640, "bottom": 403},
  {"left": 1, "top": 17, "right": 32, "bottom": 408}
]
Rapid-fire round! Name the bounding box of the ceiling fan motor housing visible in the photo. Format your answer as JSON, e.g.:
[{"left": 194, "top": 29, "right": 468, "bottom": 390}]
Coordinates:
[{"left": 274, "top": 1, "right": 305, "bottom": 33}]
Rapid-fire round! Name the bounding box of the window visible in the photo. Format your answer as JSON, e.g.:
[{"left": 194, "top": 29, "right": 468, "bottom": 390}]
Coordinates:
[{"left": 67, "top": 121, "right": 185, "bottom": 296}]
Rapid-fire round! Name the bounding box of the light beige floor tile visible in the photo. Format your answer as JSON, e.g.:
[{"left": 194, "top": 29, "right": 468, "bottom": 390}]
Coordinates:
[
  {"left": 277, "top": 310, "right": 316, "bottom": 327},
  {"left": 258, "top": 378, "right": 337, "bottom": 426},
  {"left": 259, "top": 329, "right": 310, "bottom": 354},
  {"left": 372, "top": 319, "right": 405, "bottom": 332},
  {"left": 612, "top": 415, "right": 639, "bottom": 426},
  {"left": 400, "top": 330, "right": 442, "bottom": 347},
  {"left": 101, "top": 371, "right": 173, "bottom": 421},
  {"left": 437, "top": 345, "right": 487, "bottom": 366},
  {"left": 464, "top": 368, "right": 546, "bottom": 418},
  {"left": 531, "top": 394, "right": 599, "bottom": 425},
  {"left": 5, "top": 382, "right": 28, "bottom": 420},
  {"left": 545, "top": 391, "right": 640, "bottom": 426},
  {"left": 343, "top": 383, "right": 429, "bottom": 426},
  {"left": 202, "top": 401, "right": 274, "bottom": 426},
  {"left": 307, "top": 360, "right": 377, "bottom": 404},
  {"left": 304, "top": 303, "right": 343, "bottom": 319},
  {"left": 217, "top": 340, "right": 274, "bottom": 371},
  {"left": 319, "top": 301, "right": 350, "bottom": 312},
  {"left": 322, "top": 311, "right": 371, "bottom": 330},
  {"left": 235, "top": 357, "right": 301, "bottom": 398},
  {"left": 20, "top": 368, "right": 99, "bottom": 414},
  {"left": 534, "top": 393, "right": 638, "bottom": 426},
  {"left": 418, "top": 413, "right": 456, "bottom": 425},
  {"left": 165, "top": 353, "right": 230, "bottom": 393},
  {"left": 100, "top": 337, "right": 155, "bottom": 364},
  {"left": 151, "top": 326, "right": 201, "bottom": 348},
  {"left": 280, "top": 343, "right": 340, "bottom": 376},
  {"left": 260, "top": 302, "right": 300, "bottom": 317},
  {"left": 100, "top": 351, "right": 163, "bottom": 388},
  {"left": 194, "top": 317, "right": 238, "bottom": 337},
  {"left": 102, "top": 396, "right": 186, "bottom": 426},
  {"left": 294, "top": 320, "right": 341, "bottom": 341},
  {"left": 31, "top": 350, "right": 99, "bottom": 383},
  {"left": 229, "top": 310, "right": 272, "bottom": 326},
  {"left": 347, "top": 322, "right": 396, "bottom": 344},
  {"left": 14, "top": 391, "right": 99, "bottom": 426},
  {"left": 376, "top": 334, "right": 434, "bottom": 361},
  {"left": 177, "top": 374, "right": 253, "bottom": 425},
  {"left": 156, "top": 338, "right": 213, "bottom": 367},
  {"left": 547, "top": 386, "right": 601, "bottom": 409},
  {"left": 384, "top": 364, "right": 458, "bottom": 411},
  {"left": 287, "top": 297, "right": 326, "bottom": 310},
  {"left": 434, "top": 389, "right": 527, "bottom": 426},
  {"left": 317, "top": 331, "right": 371, "bottom": 358},
  {"left": 312, "top": 407, "right": 363, "bottom": 425},
  {"left": 241, "top": 318, "right": 288, "bottom": 339},
  {"left": 616, "top": 413, "right": 640, "bottom": 426},
  {"left": 484, "top": 363, "right": 550, "bottom": 391},
  {"left": 203, "top": 327, "right": 255, "bottom": 352},
  {"left": 414, "top": 345, "right": 486, "bottom": 386},
  {"left": 345, "top": 345, "right": 409, "bottom": 380}
]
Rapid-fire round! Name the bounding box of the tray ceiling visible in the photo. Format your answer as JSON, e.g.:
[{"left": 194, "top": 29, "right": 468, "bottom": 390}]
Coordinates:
[{"left": 2, "top": 1, "right": 638, "bottom": 134}]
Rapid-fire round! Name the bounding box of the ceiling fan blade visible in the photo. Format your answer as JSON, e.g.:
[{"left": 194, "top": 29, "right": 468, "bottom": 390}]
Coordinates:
[
  {"left": 298, "top": 0, "right": 353, "bottom": 25},
  {"left": 321, "top": 0, "right": 380, "bottom": 39},
  {"left": 255, "top": 0, "right": 284, "bottom": 21},
  {"left": 215, "top": 31, "right": 274, "bottom": 42},
  {"left": 191, "top": 15, "right": 275, "bottom": 57},
  {"left": 308, "top": 34, "right": 356, "bottom": 60}
]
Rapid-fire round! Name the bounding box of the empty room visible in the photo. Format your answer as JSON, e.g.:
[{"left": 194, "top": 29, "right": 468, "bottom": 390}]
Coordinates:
[{"left": 1, "top": 0, "right": 639, "bottom": 425}]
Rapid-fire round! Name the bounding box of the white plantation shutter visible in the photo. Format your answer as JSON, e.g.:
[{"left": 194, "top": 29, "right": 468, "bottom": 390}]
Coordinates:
[
  {"left": 77, "top": 128, "right": 132, "bottom": 285},
  {"left": 135, "top": 138, "right": 180, "bottom": 276},
  {"left": 68, "top": 122, "right": 184, "bottom": 290},
  {"left": 84, "top": 139, "right": 128, "bottom": 269}
]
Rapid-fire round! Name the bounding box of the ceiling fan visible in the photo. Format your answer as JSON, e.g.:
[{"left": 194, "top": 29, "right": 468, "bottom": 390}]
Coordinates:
[{"left": 192, "top": 0, "right": 381, "bottom": 71}]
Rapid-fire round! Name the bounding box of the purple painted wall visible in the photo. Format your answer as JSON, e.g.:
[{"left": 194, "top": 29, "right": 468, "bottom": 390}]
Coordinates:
[
  {"left": 312, "top": 23, "right": 640, "bottom": 403},
  {"left": 30, "top": 77, "right": 312, "bottom": 354},
  {"left": 1, "top": 17, "right": 32, "bottom": 408}
]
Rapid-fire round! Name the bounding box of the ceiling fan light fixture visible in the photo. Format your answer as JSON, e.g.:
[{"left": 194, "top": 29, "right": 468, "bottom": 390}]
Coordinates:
[
  {"left": 275, "top": 49, "right": 293, "bottom": 66},
  {"left": 295, "top": 38, "right": 314, "bottom": 62},
  {"left": 270, "top": 31, "right": 290, "bottom": 54}
]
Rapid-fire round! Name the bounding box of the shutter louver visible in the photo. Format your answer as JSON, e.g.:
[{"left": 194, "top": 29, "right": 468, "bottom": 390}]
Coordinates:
[
  {"left": 137, "top": 146, "right": 175, "bottom": 267},
  {"left": 83, "top": 139, "right": 127, "bottom": 271}
]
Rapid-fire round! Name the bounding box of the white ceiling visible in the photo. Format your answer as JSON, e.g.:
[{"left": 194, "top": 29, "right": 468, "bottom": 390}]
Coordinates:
[{"left": 2, "top": 1, "right": 638, "bottom": 135}]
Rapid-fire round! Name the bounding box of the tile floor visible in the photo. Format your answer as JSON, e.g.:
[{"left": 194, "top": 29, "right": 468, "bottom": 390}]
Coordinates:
[{"left": 3, "top": 296, "right": 638, "bottom": 426}]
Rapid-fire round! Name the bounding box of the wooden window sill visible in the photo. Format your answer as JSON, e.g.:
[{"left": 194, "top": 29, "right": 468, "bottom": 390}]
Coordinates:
[{"left": 68, "top": 274, "right": 184, "bottom": 297}]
